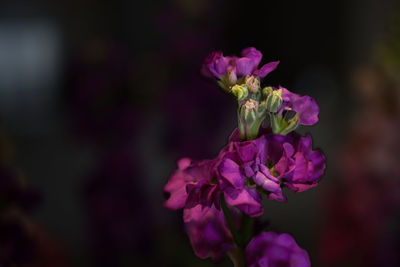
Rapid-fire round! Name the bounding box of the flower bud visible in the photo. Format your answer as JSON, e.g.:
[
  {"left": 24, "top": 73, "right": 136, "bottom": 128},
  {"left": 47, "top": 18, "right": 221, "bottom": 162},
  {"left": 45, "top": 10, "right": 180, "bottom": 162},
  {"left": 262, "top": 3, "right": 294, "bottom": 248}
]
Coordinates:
[
  {"left": 245, "top": 76, "right": 260, "bottom": 93},
  {"left": 238, "top": 99, "right": 266, "bottom": 140},
  {"left": 217, "top": 71, "right": 238, "bottom": 92},
  {"left": 242, "top": 99, "right": 258, "bottom": 121},
  {"left": 280, "top": 114, "right": 299, "bottom": 135},
  {"left": 227, "top": 70, "right": 237, "bottom": 85},
  {"left": 266, "top": 89, "right": 283, "bottom": 113},
  {"left": 262, "top": 86, "right": 273, "bottom": 96},
  {"left": 231, "top": 84, "right": 248, "bottom": 100},
  {"left": 270, "top": 113, "right": 299, "bottom": 135},
  {"left": 243, "top": 99, "right": 258, "bottom": 111}
]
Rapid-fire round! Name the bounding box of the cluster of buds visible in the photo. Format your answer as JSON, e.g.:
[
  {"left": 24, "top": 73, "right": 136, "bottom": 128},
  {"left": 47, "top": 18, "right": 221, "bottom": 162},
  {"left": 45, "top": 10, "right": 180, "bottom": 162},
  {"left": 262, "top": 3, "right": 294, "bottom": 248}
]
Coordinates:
[
  {"left": 202, "top": 47, "right": 319, "bottom": 140},
  {"left": 227, "top": 75, "right": 304, "bottom": 140},
  {"left": 221, "top": 68, "right": 318, "bottom": 140}
]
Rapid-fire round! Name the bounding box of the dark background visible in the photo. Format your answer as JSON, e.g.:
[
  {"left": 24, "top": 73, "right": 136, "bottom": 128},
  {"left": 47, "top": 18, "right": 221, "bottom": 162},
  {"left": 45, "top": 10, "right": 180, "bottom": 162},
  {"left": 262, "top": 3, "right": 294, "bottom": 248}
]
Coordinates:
[{"left": 0, "top": 0, "right": 399, "bottom": 266}]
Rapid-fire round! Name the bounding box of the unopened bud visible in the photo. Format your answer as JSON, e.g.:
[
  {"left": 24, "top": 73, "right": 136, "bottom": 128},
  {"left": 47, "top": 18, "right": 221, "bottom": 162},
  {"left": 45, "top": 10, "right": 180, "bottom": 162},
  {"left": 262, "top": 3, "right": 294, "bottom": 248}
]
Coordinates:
[
  {"left": 231, "top": 84, "right": 248, "bottom": 100},
  {"left": 280, "top": 114, "right": 299, "bottom": 135},
  {"left": 217, "top": 71, "right": 238, "bottom": 92},
  {"left": 266, "top": 89, "right": 283, "bottom": 113},
  {"left": 270, "top": 113, "right": 299, "bottom": 135},
  {"left": 245, "top": 76, "right": 260, "bottom": 93},
  {"left": 227, "top": 70, "right": 237, "bottom": 84},
  {"left": 262, "top": 86, "right": 273, "bottom": 96},
  {"left": 238, "top": 99, "right": 265, "bottom": 140},
  {"left": 243, "top": 99, "right": 258, "bottom": 111},
  {"left": 241, "top": 99, "right": 258, "bottom": 121}
]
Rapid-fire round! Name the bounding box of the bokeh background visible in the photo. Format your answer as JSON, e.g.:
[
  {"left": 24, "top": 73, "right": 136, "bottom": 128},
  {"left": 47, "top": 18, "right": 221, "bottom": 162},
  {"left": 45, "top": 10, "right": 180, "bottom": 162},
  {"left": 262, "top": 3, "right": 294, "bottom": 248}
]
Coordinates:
[{"left": 0, "top": 0, "right": 399, "bottom": 266}]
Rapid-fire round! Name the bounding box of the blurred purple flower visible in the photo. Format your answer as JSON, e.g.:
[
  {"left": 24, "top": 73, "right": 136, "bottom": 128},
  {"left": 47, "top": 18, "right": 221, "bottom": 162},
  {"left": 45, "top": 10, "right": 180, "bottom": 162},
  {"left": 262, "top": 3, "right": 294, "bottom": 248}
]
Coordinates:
[
  {"left": 246, "top": 232, "right": 310, "bottom": 267},
  {"left": 278, "top": 87, "right": 320, "bottom": 126},
  {"left": 216, "top": 129, "right": 325, "bottom": 217},
  {"left": 184, "top": 205, "right": 234, "bottom": 262},
  {"left": 201, "top": 47, "right": 279, "bottom": 79}
]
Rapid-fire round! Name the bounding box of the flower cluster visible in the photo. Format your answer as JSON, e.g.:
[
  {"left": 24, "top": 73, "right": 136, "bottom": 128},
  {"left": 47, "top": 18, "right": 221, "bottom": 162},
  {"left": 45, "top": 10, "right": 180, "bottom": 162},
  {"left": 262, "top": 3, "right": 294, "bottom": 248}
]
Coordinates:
[
  {"left": 217, "top": 130, "right": 325, "bottom": 217},
  {"left": 164, "top": 47, "right": 325, "bottom": 266}
]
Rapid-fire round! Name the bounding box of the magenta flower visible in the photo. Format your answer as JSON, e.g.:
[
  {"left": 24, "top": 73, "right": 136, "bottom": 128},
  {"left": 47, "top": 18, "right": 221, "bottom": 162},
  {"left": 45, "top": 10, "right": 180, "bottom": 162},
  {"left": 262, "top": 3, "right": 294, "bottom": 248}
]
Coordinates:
[
  {"left": 184, "top": 205, "right": 234, "bottom": 261},
  {"left": 246, "top": 232, "right": 311, "bottom": 267},
  {"left": 216, "top": 129, "right": 325, "bottom": 217},
  {"left": 279, "top": 87, "right": 320, "bottom": 126},
  {"left": 163, "top": 158, "right": 220, "bottom": 211},
  {"left": 201, "top": 47, "right": 279, "bottom": 79},
  {"left": 280, "top": 133, "right": 326, "bottom": 193}
]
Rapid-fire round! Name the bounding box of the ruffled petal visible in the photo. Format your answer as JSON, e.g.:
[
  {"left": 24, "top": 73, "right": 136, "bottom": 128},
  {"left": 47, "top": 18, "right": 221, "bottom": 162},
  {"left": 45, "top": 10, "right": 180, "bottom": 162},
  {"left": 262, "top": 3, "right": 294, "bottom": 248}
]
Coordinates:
[{"left": 224, "top": 188, "right": 263, "bottom": 217}]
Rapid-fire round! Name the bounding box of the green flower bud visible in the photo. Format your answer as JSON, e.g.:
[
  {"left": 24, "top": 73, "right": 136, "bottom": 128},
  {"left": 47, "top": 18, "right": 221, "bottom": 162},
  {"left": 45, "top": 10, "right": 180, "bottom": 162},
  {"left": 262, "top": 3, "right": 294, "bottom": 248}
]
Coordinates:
[
  {"left": 266, "top": 89, "right": 283, "bottom": 113},
  {"left": 262, "top": 86, "right": 273, "bottom": 96},
  {"left": 243, "top": 99, "right": 258, "bottom": 111},
  {"left": 245, "top": 76, "right": 260, "bottom": 93},
  {"left": 238, "top": 99, "right": 267, "bottom": 140},
  {"left": 270, "top": 113, "right": 299, "bottom": 135},
  {"left": 217, "top": 71, "right": 238, "bottom": 92},
  {"left": 242, "top": 99, "right": 258, "bottom": 121},
  {"left": 280, "top": 114, "right": 299, "bottom": 135},
  {"left": 231, "top": 84, "right": 248, "bottom": 100}
]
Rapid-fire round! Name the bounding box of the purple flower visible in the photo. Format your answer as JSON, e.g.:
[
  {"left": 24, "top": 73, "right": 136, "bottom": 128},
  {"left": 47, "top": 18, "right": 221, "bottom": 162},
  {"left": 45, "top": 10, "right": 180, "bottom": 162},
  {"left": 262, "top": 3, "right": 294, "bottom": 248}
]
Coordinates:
[
  {"left": 184, "top": 205, "right": 234, "bottom": 261},
  {"left": 216, "top": 129, "right": 325, "bottom": 217},
  {"left": 280, "top": 134, "right": 326, "bottom": 193},
  {"left": 163, "top": 158, "right": 220, "bottom": 211},
  {"left": 201, "top": 47, "right": 279, "bottom": 79},
  {"left": 201, "top": 51, "right": 230, "bottom": 78},
  {"left": 279, "top": 87, "right": 320, "bottom": 126},
  {"left": 246, "top": 232, "right": 311, "bottom": 267}
]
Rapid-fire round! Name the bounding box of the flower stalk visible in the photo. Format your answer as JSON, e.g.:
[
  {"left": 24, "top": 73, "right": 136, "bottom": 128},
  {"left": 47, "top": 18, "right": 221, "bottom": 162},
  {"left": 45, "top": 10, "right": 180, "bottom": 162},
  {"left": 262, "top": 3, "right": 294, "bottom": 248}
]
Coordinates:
[{"left": 164, "top": 47, "right": 324, "bottom": 267}]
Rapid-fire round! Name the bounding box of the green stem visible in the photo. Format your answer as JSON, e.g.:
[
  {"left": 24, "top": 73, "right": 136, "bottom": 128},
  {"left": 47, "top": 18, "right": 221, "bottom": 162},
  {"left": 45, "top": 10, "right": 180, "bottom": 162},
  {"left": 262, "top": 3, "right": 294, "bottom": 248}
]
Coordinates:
[
  {"left": 220, "top": 195, "right": 241, "bottom": 246},
  {"left": 238, "top": 114, "right": 264, "bottom": 140},
  {"left": 221, "top": 195, "right": 255, "bottom": 267},
  {"left": 240, "top": 214, "right": 254, "bottom": 248},
  {"left": 237, "top": 108, "right": 246, "bottom": 140},
  {"left": 246, "top": 118, "right": 263, "bottom": 140},
  {"left": 227, "top": 246, "right": 246, "bottom": 267}
]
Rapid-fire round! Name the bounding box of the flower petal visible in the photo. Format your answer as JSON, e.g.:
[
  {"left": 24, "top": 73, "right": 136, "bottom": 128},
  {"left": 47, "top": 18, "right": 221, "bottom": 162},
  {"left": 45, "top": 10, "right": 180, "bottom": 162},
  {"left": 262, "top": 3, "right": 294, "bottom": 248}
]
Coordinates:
[
  {"left": 224, "top": 188, "right": 263, "bottom": 217},
  {"left": 253, "top": 61, "right": 280, "bottom": 78},
  {"left": 219, "top": 158, "right": 245, "bottom": 188}
]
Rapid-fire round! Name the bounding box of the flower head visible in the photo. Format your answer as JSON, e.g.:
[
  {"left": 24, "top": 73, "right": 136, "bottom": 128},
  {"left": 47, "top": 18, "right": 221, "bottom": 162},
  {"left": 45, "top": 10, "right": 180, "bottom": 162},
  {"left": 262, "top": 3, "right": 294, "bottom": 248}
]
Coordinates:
[
  {"left": 202, "top": 47, "right": 279, "bottom": 82},
  {"left": 201, "top": 51, "right": 230, "bottom": 79},
  {"left": 246, "top": 232, "right": 311, "bottom": 267},
  {"left": 163, "top": 158, "right": 220, "bottom": 211},
  {"left": 216, "top": 129, "right": 325, "bottom": 217}
]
